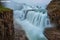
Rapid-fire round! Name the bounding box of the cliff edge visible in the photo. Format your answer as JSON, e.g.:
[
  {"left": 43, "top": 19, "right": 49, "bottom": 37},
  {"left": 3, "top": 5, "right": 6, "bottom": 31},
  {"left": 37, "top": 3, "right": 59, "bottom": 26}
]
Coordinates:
[{"left": 0, "top": 6, "right": 14, "bottom": 40}]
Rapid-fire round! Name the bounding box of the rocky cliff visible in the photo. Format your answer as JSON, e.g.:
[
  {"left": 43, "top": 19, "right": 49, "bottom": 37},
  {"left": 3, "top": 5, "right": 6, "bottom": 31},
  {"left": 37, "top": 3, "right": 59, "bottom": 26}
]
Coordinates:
[
  {"left": 45, "top": 0, "right": 60, "bottom": 40},
  {"left": 47, "top": 0, "right": 60, "bottom": 28},
  {"left": 0, "top": 6, "right": 28, "bottom": 40},
  {"left": 0, "top": 6, "right": 14, "bottom": 40}
]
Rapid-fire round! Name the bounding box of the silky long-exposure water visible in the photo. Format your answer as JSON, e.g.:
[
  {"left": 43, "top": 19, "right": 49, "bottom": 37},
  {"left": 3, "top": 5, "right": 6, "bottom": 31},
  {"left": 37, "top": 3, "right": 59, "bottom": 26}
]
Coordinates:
[
  {"left": 13, "top": 7, "right": 53, "bottom": 40},
  {"left": 3, "top": 0, "right": 52, "bottom": 40}
]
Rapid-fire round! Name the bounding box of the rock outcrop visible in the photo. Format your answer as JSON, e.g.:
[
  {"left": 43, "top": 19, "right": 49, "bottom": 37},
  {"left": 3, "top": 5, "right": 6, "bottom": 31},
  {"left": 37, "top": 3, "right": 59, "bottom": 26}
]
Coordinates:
[
  {"left": 0, "top": 6, "right": 14, "bottom": 40},
  {"left": 45, "top": 0, "right": 60, "bottom": 40},
  {"left": 47, "top": 0, "right": 60, "bottom": 29}
]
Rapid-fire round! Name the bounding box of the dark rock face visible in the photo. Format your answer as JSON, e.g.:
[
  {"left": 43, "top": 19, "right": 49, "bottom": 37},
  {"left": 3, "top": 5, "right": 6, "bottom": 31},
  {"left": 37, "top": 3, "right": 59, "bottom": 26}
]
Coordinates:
[
  {"left": 45, "top": 27, "right": 60, "bottom": 40},
  {"left": 47, "top": 0, "right": 60, "bottom": 29},
  {"left": 45, "top": 0, "right": 60, "bottom": 40},
  {"left": 0, "top": 7, "right": 14, "bottom": 40},
  {"left": 14, "top": 29, "right": 28, "bottom": 40},
  {"left": 0, "top": 6, "right": 28, "bottom": 40}
]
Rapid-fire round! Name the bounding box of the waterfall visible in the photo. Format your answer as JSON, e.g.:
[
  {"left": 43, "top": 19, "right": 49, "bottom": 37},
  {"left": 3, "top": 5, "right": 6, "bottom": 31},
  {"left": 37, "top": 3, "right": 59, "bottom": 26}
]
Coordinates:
[
  {"left": 14, "top": 7, "right": 52, "bottom": 40},
  {"left": 2, "top": 0, "right": 52, "bottom": 40}
]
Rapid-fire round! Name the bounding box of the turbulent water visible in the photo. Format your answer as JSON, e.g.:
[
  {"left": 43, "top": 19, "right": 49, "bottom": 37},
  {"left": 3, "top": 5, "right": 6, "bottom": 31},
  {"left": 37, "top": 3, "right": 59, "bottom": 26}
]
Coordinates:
[
  {"left": 13, "top": 5, "right": 53, "bottom": 40},
  {"left": 2, "top": 0, "right": 53, "bottom": 40}
]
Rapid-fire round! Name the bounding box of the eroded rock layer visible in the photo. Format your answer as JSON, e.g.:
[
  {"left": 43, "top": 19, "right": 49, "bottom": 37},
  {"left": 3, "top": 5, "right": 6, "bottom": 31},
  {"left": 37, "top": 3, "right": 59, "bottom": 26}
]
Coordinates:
[{"left": 0, "top": 6, "right": 14, "bottom": 40}]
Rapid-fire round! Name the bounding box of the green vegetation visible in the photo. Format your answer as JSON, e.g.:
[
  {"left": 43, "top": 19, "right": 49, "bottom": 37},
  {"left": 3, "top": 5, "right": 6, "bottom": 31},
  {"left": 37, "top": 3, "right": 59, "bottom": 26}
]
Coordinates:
[{"left": 0, "top": 6, "right": 11, "bottom": 13}]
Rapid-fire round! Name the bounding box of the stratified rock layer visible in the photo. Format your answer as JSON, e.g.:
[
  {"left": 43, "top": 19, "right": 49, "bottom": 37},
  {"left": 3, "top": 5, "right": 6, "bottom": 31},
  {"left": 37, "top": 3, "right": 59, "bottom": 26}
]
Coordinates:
[
  {"left": 45, "top": 0, "right": 60, "bottom": 40},
  {"left": 0, "top": 6, "right": 14, "bottom": 40}
]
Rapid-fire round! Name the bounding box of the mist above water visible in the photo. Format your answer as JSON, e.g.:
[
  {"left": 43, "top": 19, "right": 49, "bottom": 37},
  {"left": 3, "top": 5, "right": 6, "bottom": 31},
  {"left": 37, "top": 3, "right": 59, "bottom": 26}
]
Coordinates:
[
  {"left": 3, "top": 0, "right": 52, "bottom": 10},
  {"left": 3, "top": 0, "right": 53, "bottom": 40},
  {"left": 13, "top": 5, "right": 53, "bottom": 40}
]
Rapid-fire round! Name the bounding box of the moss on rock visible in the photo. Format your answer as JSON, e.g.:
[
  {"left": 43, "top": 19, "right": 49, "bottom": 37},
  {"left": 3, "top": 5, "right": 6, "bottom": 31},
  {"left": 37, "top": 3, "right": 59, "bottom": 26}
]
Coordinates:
[{"left": 0, "top": 6, "right": 12, "bottom": 13}]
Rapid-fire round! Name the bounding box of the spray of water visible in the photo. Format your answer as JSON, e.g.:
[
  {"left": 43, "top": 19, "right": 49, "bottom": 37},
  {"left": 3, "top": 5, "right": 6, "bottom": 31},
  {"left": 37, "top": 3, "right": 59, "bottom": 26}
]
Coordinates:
[
  {"left": 14, "top": 7, "right": 53, "bottom": 40},
  {"left": 3, "top": 0, "right": 53, "bottom": 40}
]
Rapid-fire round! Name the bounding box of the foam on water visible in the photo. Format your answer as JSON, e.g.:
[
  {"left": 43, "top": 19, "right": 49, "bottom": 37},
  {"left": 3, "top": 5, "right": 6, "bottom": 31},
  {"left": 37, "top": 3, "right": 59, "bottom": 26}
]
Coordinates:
[
  {"left": 3, "top": 0, "right": 52, "bottom": 40},
  {"left": 14, "top": 8, "right": 52, "bottom": 40}
]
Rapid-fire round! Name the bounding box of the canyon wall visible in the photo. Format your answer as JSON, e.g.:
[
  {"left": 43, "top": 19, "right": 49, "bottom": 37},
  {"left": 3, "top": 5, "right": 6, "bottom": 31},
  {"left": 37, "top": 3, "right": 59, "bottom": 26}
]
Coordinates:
[
  {"left": 47, "top": 0, "right": 60, "bottom": 28},
  {"left": 45, "top": 0, "right": 60, "bottom": 40},
  {"left": 0, "top": 6, "right": 14, "bottom": 40}
]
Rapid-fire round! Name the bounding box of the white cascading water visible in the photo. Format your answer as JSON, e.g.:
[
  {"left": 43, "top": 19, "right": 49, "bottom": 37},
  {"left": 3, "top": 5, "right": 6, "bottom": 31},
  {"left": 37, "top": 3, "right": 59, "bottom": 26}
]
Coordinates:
[
  {"left": 14, "top": 6, "right": 53, "bottom": 40},
  {"left": 3, "top": 0, "right": 52, "bottom": 40}
]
